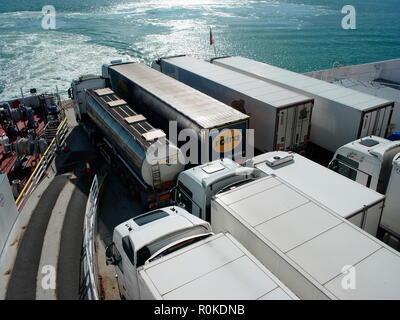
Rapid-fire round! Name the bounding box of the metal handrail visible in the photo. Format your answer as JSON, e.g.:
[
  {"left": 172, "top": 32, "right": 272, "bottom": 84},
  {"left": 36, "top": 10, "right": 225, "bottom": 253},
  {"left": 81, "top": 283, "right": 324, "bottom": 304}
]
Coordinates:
[
  {"left": 15, "top": 118, "right": 68, "bottom": 209},
  {"left": 80, "top": 174, "right": 107, "bottom": 300}
]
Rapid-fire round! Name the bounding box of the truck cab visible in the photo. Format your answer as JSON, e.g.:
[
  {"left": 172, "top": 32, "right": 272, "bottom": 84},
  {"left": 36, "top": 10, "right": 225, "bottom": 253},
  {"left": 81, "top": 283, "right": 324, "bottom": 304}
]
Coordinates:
[
  {"left": 70, "top": 75, "right": 106, "bottom": 122},
  {"left": 106, "top": 206, "right": 212, "bottom": 300},
  {"left": 329, "top": 136, "right": 400, "bottom": 193},
  {"left": 175, "top": 158, "right": 266, "bottom": 222}
]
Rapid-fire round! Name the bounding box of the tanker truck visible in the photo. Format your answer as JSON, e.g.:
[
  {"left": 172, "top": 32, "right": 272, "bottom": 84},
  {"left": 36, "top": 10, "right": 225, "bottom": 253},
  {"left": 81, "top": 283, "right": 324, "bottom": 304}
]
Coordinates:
[{"left": 70, "top": 76, "right": 185, "bottom": 209}]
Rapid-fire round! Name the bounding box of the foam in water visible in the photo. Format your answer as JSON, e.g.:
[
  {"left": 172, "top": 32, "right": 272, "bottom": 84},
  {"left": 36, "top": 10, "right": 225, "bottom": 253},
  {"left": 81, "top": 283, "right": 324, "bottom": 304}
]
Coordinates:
[{"left": 0, "top": 31, "right": 131, "bottom": 100}]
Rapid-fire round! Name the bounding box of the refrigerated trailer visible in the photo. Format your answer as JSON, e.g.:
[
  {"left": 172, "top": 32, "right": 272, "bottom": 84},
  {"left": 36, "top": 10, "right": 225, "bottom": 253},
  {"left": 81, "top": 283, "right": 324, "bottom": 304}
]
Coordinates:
[
  {"left": 211, "top": 175, "right": 400, "bottom": 300},
  {"left": 212, "top": 56, "right": 395, "bottom": 153},
  {"left": 245, "top": 151, "right": 385, "bottom": 236},
  {"left": 103, "top": 62, "right": 250, "bottom": 163},
  {"left": 155, "top": 56, "right": 314, "bottom": 153}
]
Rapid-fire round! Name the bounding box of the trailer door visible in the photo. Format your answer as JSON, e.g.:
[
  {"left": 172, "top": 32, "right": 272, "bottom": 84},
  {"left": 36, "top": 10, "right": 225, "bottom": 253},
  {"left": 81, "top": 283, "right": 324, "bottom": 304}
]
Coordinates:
[
  {"left": 360, "top": 104, "right": 393, "bottom": 138},
  {"left": 295, "top": 102, "right": 312, "bottom": 150},
  {"left": 276, "top": 103, "right": 312, "bottom": 151},
  {"left": 276, "top": 107, "right": 297, "bottom": 151},
  {"left": 360, "top": 112, "right": 373, "bottom": 137},
  {"left": 377, "top": 104, "right": 393, "bottom": 136}
]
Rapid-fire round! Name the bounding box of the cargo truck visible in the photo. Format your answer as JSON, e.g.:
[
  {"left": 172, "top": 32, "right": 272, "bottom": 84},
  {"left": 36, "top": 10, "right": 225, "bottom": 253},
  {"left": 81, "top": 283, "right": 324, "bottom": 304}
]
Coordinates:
[
  {"left": 71, "top": 78, "right": 185, "bottom": 209},
  {"left": 155, "top": 55, "right": 314, "bottom": 153},
  {"left": 212, "top": 56, "right": 395, "bottom": 153},
  {"left": 172, "top": 160, "right": 400, "bottom": 299},
  {"left": 329, "top": 136, "right": 400, "bottom": 239},
  {"left": 175, "top": 154, "right": 384, "bottom": 236},
  {"left": 211, "top": 175, "right": 400, "bottom": 300},
  {"left": 102, "top": 62, "right": 250, "bottom": 163},
  {"left": 243, "top": 151, "right": 385, "bottom": 236},
  {"left": 105, "top": 206, "right": 298, "bottom": 300}
]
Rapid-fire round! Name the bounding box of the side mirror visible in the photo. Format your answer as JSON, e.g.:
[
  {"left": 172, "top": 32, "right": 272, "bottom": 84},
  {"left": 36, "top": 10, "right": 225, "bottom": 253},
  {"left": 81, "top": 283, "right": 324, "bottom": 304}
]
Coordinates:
[
  {"left": 105, "top": 243, "right": 119, "bottom": 266},
  {"left": 170, "top": 186, "right": 177, "bottom": 205}
]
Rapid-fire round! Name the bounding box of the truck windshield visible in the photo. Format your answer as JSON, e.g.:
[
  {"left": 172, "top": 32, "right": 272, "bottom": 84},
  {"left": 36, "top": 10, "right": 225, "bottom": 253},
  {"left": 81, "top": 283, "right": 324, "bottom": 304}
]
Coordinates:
[
  {"left": 217, "top": 178, "right": 257, "bottom": 195},
  {"left": 147, "top": 233, "right": 212, "bottom": 264},
  {"left": 329, "top": 159, "right": 357, "bottom": 181},
  {"left": 136, "top": 226, "right": 210, "bottom": 267},
  {"left": 133, "top": 210, "right": 169, "bottom": 226}
]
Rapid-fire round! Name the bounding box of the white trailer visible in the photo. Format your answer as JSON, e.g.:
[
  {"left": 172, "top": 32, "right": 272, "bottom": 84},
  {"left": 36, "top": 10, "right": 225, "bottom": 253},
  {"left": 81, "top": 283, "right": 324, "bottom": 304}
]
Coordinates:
[
  {"left": 245, "top": 151, "right": 385, "bottom": 236},
  {"left": 106, "top": 206, "right": 297, "bottom": 300},
  {"left": 105, "top": 62, "right": 250, "bottom": 163},
  {"left": 156, "top": 56, "right": 314, "bottom": 153},
  {"left": 211, "top": 175, "right": 400, "bottom": 300},
  {"left": 333, "top": 78, "right": 400, "bottom": 133},
  {"left": 381, "top": 154, "right": 400, "bottom": 238},
  {"left": 213, "top": 56, "right": 395, "bottom": 152}
]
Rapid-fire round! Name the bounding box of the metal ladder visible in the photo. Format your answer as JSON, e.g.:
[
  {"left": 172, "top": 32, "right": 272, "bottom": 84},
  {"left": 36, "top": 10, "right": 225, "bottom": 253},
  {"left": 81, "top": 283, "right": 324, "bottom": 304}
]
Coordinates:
[{"left": 151, "top": 163, "right": 162, "bottom": 189}]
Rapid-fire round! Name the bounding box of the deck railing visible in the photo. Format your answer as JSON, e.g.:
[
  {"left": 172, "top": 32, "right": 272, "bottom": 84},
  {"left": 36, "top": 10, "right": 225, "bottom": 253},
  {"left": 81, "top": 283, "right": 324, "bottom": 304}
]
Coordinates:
[{"left": 15, "top": 117, "right": 69, "bottom": 211}]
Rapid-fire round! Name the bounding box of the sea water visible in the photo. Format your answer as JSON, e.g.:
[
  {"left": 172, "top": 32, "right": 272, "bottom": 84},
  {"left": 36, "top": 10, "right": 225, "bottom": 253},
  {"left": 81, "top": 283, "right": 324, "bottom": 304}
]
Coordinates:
[{"left": 0, "top": 0, "right": 399, "bottom": 100}]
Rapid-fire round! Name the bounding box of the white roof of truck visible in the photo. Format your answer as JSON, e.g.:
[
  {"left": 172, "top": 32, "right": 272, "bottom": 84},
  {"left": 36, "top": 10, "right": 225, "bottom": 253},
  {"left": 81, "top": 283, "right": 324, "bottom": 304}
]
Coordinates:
[
  {"left": 213, "top": 56, "right": 392, "bottom": 111},
  {"left": 109, "top": 63, "right": 248, "bottom": 129},
  {"left": 337, "top": 136, "right": 400, "bottom": 161},
  {"left": 214, "top": 176, "right": 400, "bottom": 299},
  {"left": 162, "top": 56, "right": 313, "bottom": 108},
  {"left": 139, "top": 233, "right": 298, "bottom": 300},
  {"left": 249, "top": 151, "right": 385, "bottom": 218}
]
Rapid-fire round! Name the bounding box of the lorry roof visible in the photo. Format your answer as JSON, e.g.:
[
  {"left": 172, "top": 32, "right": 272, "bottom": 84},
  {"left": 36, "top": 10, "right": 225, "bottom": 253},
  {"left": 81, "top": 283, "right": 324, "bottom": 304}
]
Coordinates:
[
  {"left": 123, "top": 207, "right": 210, "bottom": 251},
  {"left": 214, "top": 176, "right": 400, "bottom": 299},
  {"left": 251, "top": 151, "right": 385, "bottom": 218},
  {"left": 179, "top": 158, "right": 240, "bottom": 188},
  {"left": 213, "top": 56, "right": 393, "bottom": 111},
  {"left": 109, "top": 63, "right": 249, "bottom": 129},
  {"left": 162, "top": 56, "right": 313, "bottom": 108},
  {"left": 139, "top": 233, "right": 297, "bottom": 300},
  {"left": 339, "top": 136, "right": 400, "bottom": 159}
]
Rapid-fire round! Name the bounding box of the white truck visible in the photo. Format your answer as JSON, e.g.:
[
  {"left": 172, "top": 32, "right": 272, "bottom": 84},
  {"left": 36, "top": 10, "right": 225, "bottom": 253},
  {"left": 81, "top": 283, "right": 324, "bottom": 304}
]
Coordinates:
[
  {"left": 329, "top": 136, "right": 400, "bottom": 238},
  {"left": 243, "top": 151, "right": 385, "bottom": 236},
  {"left": 155, "top": 55, "right": 314, "bottom": 153},
  {"left": 211, "top": 175, "right": 400, "bottom": 300},
  {"left": 212, "top": 56, "right": 395, "bottom": 153},
  {"left": 105, "top": 206, "right": 298, "bottom": 300}
]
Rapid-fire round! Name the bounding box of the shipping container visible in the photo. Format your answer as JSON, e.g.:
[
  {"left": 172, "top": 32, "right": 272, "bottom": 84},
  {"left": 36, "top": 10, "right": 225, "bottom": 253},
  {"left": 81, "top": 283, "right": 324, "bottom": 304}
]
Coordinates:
[
  {"left": 156, "top": 56, "right": 314, "bottom": 153},
  {"left": 104, "top": 62, "right": 249, "bottom": 163},
  {"left": 213, "top": 56, "right": 395, "bottom": 152},
  {"left": 211, "top": 175, "right": 400, "bottom": 299}
]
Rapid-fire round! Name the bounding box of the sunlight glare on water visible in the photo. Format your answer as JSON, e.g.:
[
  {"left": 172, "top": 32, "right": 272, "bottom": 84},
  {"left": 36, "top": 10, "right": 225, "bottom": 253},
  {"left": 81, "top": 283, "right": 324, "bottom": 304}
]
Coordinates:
[{"left": 0, "top": 0, "right": 399, "bottom": 100}]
